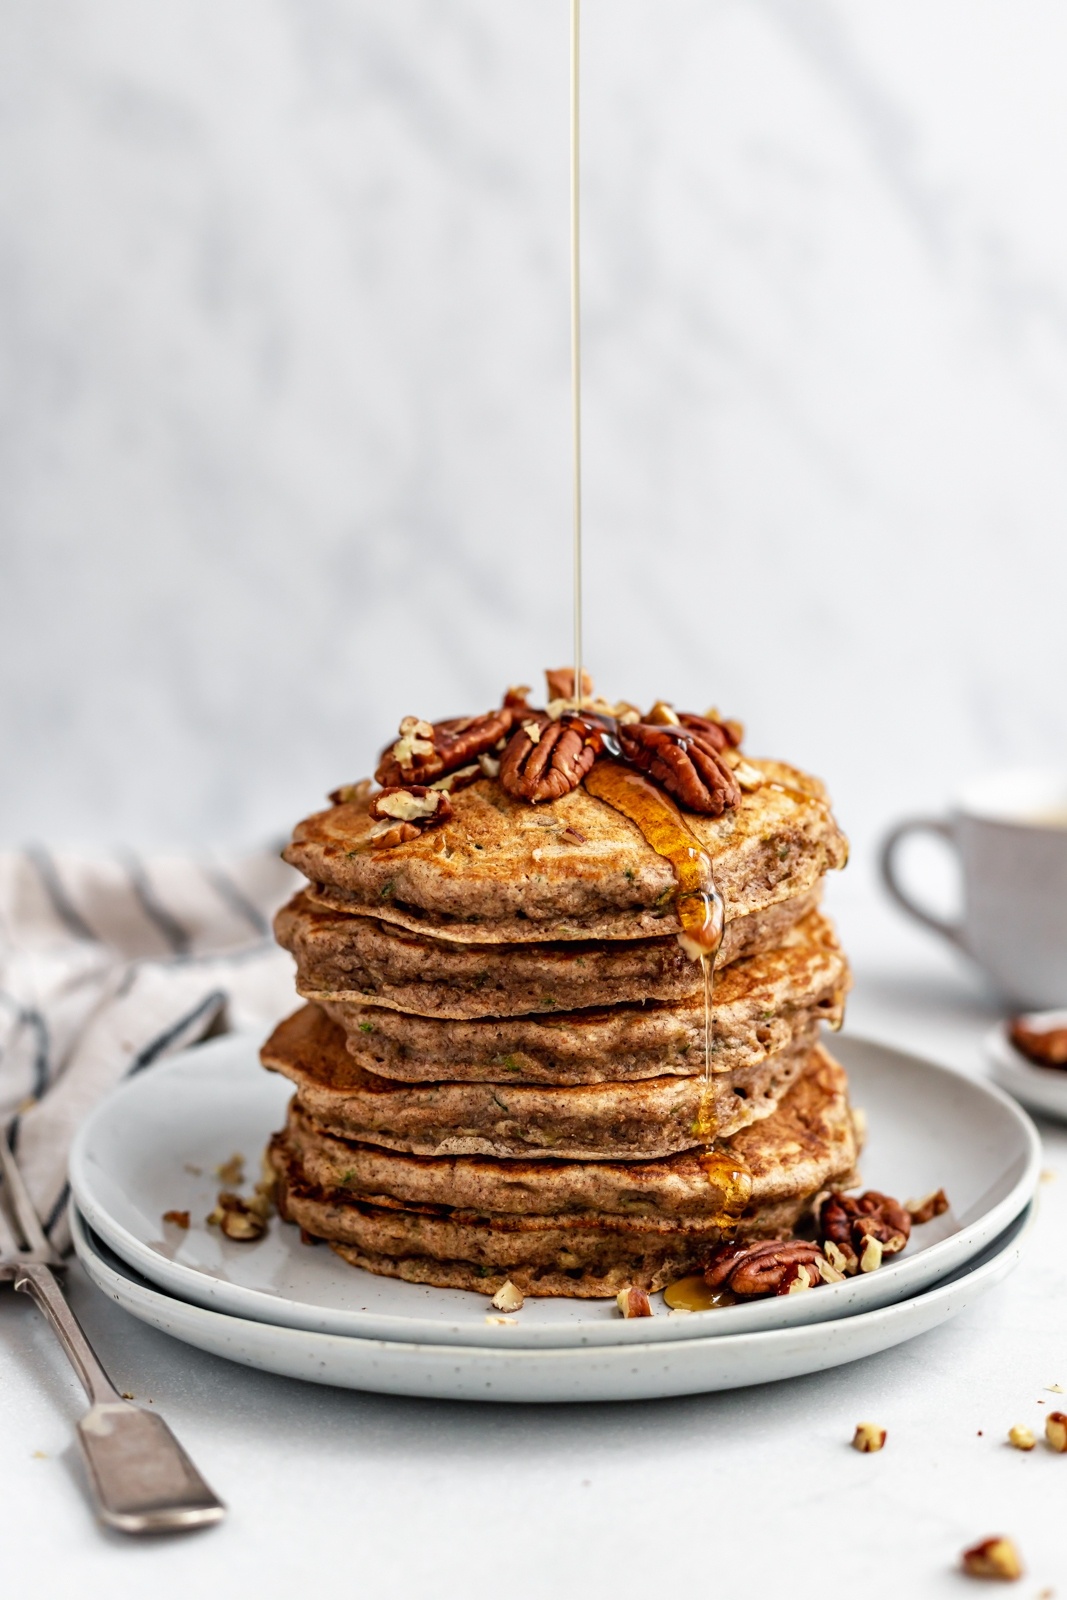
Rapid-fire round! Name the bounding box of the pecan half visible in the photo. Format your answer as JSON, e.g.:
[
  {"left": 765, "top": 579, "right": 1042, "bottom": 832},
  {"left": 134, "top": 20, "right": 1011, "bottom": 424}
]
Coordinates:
[
  {"left": 499, "top": 715, "right": 599, "bottom": 804},
  {"left": 703, "top": 1239, "right": 827, "bottom": 1298},
  {"left": 677, "top": 711, "right": 739, "bottom": 751},
  {"left": 820, "top": 1190, "right": 911, "bottom": 1257},
  {"left": 617, "top": 722, "right": 742, "bottom": 815},
  {"left": 375, "top": 707, "right": 515, "bottom": 788},
  {"left": 367, "top": 785, "right": 452, "bottom": 848},
  {"left": 545, "top": 667, "right": 594, "bottom": 705},
  {"left": 1009, "top": 1016, "right": 1067, "bottom": 1068}
]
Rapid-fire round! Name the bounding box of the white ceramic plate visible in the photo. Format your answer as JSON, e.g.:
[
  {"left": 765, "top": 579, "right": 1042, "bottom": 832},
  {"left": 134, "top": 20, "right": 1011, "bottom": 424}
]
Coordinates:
[
  {"left": 69, "top": 1032, "right": 1040, "bottom": 1349},
  {"left": 72, "top": 1204, "right": 1030, "bottom": 1403},
  {"left": 987, "top": 1012, "right": 1067, "bottom": 1122}
]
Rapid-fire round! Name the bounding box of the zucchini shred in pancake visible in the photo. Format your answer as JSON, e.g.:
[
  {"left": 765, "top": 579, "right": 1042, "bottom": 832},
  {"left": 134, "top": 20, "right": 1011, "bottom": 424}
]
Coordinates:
[{"left": 262, "top": 679, "right": 855, "bottom": 1298}]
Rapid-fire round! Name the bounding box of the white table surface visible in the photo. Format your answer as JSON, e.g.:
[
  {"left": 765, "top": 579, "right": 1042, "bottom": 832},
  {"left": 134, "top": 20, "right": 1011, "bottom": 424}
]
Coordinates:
[{"left": 5, "top": 901, "right": 1066, "bottom": 1600}]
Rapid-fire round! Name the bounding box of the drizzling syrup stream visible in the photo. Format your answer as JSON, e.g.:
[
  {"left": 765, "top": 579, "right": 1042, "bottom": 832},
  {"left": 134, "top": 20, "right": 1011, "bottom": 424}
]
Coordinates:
[
  {"left": 583, "top": 764, "right": 752, "bottom": 1222},
  {"left": 566, "top": 13, "right": 749, "bottom": 1226},
  {"left": 569, "top": 0, "right": 583, "bottom": 712}
]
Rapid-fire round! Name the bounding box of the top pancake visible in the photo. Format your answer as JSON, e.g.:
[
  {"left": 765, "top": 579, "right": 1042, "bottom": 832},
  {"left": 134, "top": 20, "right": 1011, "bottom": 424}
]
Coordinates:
[{"left": 285, "top": 758, "right": 848, "bottom": 943}]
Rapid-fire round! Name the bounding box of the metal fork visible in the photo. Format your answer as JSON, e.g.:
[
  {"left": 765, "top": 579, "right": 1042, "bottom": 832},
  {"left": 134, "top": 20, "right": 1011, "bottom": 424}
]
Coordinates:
[{"left": 0, "top": 1138, "right": 225, "bottom": 1534}]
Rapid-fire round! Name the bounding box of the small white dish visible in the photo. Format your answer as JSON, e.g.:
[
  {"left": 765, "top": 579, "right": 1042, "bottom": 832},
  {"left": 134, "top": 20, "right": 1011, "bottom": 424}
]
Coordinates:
[
  {"left": 68, "top": 1032, "right": 1040, "bottom": 1349},
  {"left": 987, "top": 1011, "right": 1067, "bottom": 1122},
  {"left": 71, "top": 1204, "right": 1030, "bottom": 1403}
]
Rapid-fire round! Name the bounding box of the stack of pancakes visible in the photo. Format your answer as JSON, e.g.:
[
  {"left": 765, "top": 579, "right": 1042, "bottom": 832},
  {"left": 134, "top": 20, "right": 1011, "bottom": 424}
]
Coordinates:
[{"left": 263, "top": 732, "right": 857, "bottom": 1298}]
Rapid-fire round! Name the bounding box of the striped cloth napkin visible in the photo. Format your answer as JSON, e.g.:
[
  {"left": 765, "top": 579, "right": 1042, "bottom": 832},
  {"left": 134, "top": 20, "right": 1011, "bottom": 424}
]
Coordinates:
[{"left": 0, "top": 846, "right": 300, "bottom": 1248}]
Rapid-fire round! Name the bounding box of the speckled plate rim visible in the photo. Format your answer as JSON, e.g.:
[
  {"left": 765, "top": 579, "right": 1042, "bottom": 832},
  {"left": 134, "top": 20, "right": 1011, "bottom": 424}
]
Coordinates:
[
  {"left": 986, "top": 1016, "right": 1067, "bottom": 1123},
  {"left": 68, "top": 1033, "right": 1041, "bottom": 1349},
  {"left": 71, "top": 1203, "right": 1030, "bottom": 1404}
]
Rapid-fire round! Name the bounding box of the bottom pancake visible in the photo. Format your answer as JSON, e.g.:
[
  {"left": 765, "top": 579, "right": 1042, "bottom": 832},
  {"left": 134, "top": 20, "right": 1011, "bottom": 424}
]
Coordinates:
[{"left": 267, "top": 1044, "right": 858, "bottom": 1296}]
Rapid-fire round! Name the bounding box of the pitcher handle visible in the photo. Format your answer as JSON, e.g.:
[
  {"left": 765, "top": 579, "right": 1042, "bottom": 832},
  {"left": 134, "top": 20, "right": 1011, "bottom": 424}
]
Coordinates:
[{"left": 879, "top": 816, "right": 964, "bottom": 948}]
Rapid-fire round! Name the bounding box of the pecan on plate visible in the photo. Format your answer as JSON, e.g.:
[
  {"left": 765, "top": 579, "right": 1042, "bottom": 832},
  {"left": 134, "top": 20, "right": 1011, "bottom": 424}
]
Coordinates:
[
  {"left": 703, "top": 1238, "right": 827, "bottom": 1297},
  {"left": 499, "top": 715, "right": 599, "bottom": 804},
  {"left": 366, "top": 785, "right": 453, "bottom": 848},
  {"left": 375, "top": 707, "right": 515, "bottom": 788},
  {"left": 906, "top": 1188, "right": 949, "bottom": 1226},
  {"left": 617, "top": 722, "right": 742, "bottom": 815},
  {"left": 1009, "top": 1015, "right": 1067, "bottom": 1068},
  {"left": 820, "top": 1190, "right": 911, "bottom": 1258}
]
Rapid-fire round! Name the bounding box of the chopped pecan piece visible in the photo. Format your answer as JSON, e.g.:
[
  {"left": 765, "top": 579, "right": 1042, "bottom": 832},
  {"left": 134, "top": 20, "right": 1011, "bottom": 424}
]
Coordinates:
[
  {"left": 491, "top": 1279, "right": 524, "bottom": 1313},
  {"left": 368, "top": 821, "right": 420, "bottom": 848},
  {"left": 858, "top": 1235, "right": 883, "bottom": 1272},
  {"left": 375, "top": 706, "right": 515, "bottom": 788},
  {"left": 645, "top": 700, "right": 681, "bottom": 726},
  {"left": 329, "top": 778, "right": 373, "bottom": 808},
  {"left": 1045, "top": 1412, "right": 1067, "bottom": 1452},
  {"left": 207, "top": 1192, "right": 268, "bottom": 1242},
  {"left": 616, "top": 1286, "right": 653, "bottom": 1318},
  {"left": 366, "top": 785, "right": 453, "bottom": 848},
  {"left": 617, "top": 722, "right": 742, "bottom": 815},
  {"left": 703, "top": 1239, "right": 828, "bottom": 1298},
  {"left": 499, "top": 716, "right": 598, "bottom": 804},
  {"left": 823, "top": 1239, "right": 857, "bottom": 1276},
  {"left": 906, "top": 1188, "right": 949, "bottom": 1226},
  {"left": 820, "top": 1190, "right": 911, "bottom": 1257},
  {"left": 369, "top": 786, "right": 452, "bottom": 826},
  {"left": 961, "top": 1537, "right": 1023, "bottom": 1581}
]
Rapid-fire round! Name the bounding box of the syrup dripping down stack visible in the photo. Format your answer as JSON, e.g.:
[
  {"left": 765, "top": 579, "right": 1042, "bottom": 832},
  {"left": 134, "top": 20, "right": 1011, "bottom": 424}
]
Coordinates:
[{"left": 262, "top": 675, "right": 857, "bottom": 1298}]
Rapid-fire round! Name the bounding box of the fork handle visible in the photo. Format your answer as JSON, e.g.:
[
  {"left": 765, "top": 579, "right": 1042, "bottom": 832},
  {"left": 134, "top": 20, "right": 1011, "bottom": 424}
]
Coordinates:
[
  {"left": 15, "top": 1261, "right": 225, "bottom": 1533},
  {"left": 15, "top": 1259, "right": 119, "bottom": 1405}
]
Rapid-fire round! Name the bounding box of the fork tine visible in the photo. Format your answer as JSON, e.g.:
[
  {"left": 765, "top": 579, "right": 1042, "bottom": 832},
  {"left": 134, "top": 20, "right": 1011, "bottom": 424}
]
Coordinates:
[
  {"left": 0, "top": 1196, "right": 20, "bottom": 1267},
  {"left": 0, "top": 1136, "right": 51, "bottom": 1257}
]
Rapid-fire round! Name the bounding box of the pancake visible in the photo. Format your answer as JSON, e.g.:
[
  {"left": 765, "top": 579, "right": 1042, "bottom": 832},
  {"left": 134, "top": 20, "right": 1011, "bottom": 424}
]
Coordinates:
[
  {"left": 268, "top": 1045, "right": 857, "bottom": 1296},
  {"left": 286, "top": 759, "right": 848, "bottom": 943},
  {"left": 276, "top": 1041, "right": 850, "bottom": 1213},
  {"left": 276, "top": 884, "right": 823, "bottom": 1020},
  {"left": 263, "top": 1004, "right": 816, "bottom": 1156},
  {"left": 319, "top": 907, "right": 848, "bottom": 1084}
]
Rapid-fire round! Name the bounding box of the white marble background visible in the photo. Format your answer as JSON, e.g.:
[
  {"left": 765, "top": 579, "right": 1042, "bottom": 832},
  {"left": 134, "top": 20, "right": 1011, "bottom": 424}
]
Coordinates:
[{"left": 3, "top": 0, "right": 1067, "bottom": 950}]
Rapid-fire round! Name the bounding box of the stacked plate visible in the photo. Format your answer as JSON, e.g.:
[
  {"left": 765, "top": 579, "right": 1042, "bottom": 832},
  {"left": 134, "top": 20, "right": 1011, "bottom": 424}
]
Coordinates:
[{"left": 69, "top": 1032, "right": 1040, "bottom": 1404}]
